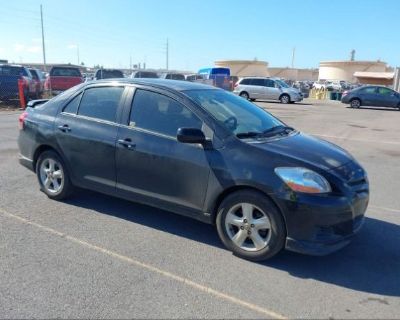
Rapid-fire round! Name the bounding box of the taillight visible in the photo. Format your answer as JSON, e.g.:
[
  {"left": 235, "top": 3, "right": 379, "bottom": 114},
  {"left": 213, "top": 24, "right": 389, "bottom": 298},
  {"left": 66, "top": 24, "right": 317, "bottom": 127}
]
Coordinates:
[
  {"left": 19, "top": 112, "right": 28, "bottom": 130},
  {"left": 234, "top": 83, "right": 239, "bottom": 88}
]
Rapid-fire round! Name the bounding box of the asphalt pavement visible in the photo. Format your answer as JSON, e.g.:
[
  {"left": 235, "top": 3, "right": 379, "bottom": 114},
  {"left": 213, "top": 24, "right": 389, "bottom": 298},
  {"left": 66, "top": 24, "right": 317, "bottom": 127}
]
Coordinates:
[{"left": 0, "top": 100, "right": 399, "bottom": 319}]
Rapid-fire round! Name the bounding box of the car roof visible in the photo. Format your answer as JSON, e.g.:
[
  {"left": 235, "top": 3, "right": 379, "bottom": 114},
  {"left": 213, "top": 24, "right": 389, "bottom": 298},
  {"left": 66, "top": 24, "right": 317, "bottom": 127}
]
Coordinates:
[
  {"left": 87, "top": 78, "right": 217, "bottom": 92},
  {"left": 0, "top": 64, "right": 25, "bottom": 68}
]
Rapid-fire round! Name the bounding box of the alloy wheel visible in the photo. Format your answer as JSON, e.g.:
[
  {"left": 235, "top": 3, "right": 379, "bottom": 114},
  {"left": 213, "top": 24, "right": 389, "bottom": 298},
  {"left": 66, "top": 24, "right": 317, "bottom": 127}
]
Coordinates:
[
  {"left": 224, "top": 203, "right": 272, "bottom": 252},
  {"left": 39, "top": 158, "right": 64, "bottom": 195}
]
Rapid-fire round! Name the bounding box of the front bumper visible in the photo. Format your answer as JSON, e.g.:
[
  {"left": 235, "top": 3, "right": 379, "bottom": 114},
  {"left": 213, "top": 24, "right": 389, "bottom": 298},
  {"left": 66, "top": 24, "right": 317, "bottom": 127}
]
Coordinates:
[
  {"left": 274, "top": 162, "right": 369, "bottom": 256},
  {"left": 291, "top": 95, "right": 303, "bottom": 102},
  {"left": 281, "top": 191, "right": 368, "bottom": 255}
]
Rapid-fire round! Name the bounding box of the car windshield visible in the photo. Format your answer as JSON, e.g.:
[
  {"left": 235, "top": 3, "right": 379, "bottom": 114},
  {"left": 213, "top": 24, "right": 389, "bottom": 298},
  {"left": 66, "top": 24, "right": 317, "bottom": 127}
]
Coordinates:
[
  {"left": 184, "top": 89, "right": 284, "bottom": 137},
  {"left": 275, "top": 80, "right": 289, "bottom": 88}
]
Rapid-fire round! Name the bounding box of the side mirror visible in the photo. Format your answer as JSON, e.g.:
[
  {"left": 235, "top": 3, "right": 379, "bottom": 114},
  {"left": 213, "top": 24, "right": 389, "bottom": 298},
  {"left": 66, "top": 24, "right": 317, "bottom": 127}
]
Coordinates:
[{"left": 177, "top": 128, "right": 206, "bottom": 144}]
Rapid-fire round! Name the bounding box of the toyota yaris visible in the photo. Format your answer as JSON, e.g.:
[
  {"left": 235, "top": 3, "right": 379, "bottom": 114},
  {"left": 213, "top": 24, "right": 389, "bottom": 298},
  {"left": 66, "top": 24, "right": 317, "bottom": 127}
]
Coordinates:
[{"left": 18, "top": 79, "right": 369, "bottom": 261}]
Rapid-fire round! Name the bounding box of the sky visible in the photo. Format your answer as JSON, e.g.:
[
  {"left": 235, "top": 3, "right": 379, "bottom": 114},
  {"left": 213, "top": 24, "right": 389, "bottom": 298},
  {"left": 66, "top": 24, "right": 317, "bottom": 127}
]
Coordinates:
[{"left": 0, "top": 0, "right": 399, "bottom": 71}]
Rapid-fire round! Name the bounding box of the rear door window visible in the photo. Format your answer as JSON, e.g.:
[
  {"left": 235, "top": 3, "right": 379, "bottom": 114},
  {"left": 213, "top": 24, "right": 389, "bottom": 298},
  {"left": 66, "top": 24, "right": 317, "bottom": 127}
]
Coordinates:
[
  {"left": 361, "top": 87, "right": 377, "bottom": 94},
  {"left": 77, "top": 86, "right": 124, "bottom": 122},
  {"left": 251, "top": 79, "right": 265, "bottom": 86},
  {"left": 240, "top": 79, "right": 251, "bottom": 85},
  {"left": 63, "top": 92, "right": 83, "bottom": 114}
]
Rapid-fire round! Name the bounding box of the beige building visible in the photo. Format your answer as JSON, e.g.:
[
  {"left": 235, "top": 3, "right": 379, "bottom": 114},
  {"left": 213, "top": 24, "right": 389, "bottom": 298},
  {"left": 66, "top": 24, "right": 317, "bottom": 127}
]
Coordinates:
[
  {"left": 214, "top": 60, "right": 269, "bottom": 77},
  {"left": 268, "top": 67, "right": 318, "bottom": 81},
  {"left": 319, "top": 60, "right": 388, "bottom": 82}
]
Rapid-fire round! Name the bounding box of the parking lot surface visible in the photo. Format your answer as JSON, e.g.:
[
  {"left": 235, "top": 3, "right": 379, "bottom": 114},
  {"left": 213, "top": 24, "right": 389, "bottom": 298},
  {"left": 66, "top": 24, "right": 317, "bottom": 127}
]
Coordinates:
[{"left": 0, "top": 100, "right": 399, "bottom": 319}]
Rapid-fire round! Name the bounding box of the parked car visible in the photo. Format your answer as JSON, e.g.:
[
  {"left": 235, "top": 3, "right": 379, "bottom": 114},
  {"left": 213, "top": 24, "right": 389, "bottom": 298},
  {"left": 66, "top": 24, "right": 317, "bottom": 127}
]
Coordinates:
[
  {"left": 325, "top": 81, "right": 342, "bottom": 91},
  {"left": 29, "top": 68, "right": 45, "bottom": 98},
  {"left": 0, "top": 64, "right": 35, "bottom": 101},
  {"left": 18, "top": 79, "right": 369, "bottom": 261},
  {"left": 160, "top": 72, "right": 186, "bottom": 80},
  {"left": 130, "top": 71, "right": 158, "bottom": 78},
  {"left": 313, "top": 80, "right": 327, "bottom": 90},
  {"left": 94, "top": 69, "right": 124, "bottom": 80},
  {"left": 234, "top": 77, "right": 303, "bottom": 103},
  {"left": 45, "top": 66, "right": 83, "bottom": 94},
  {"left": 342, "top": 86, "right": 400, "bottom": 110},
  {"left": 185, "top": 74, "right": 205, "bottom": 82}
]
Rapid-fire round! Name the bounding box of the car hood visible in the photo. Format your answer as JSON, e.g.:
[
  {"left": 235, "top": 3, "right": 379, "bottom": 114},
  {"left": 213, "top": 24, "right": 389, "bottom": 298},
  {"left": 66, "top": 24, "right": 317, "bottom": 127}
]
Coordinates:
[
  {"left": 283, "top": 87, "right": 301, "bottom": 94},
  {"left": 249, "top": 132, "right": 353, "bottom": 171}
]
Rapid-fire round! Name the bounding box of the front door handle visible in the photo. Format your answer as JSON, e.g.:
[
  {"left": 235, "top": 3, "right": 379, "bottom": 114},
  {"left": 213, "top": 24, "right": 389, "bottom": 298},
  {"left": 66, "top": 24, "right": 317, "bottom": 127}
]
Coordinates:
[
  {"left": 58, "top": 125, "right": 71, "bottom": 132},
  {"left": 117, "top": 138, "right": 136, "bottom": 149}
]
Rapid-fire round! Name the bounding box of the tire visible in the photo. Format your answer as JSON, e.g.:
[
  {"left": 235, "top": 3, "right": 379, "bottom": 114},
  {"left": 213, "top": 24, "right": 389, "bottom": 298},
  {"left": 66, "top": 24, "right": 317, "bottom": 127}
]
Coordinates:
[
  {"left": 216, "top": 190, "right": 286, "bottom": 261},
  {"left": 239, "top": 92, "right": 249, "bottom": 100},
  {"left": 350, "top": 98, "right": 361, "bottom": 108},
  {"left": 280, "top": 94, "right": 290, "bottom": 104},
  {"left": 36, "top": 150, "right": 73, "bottom": 200}
]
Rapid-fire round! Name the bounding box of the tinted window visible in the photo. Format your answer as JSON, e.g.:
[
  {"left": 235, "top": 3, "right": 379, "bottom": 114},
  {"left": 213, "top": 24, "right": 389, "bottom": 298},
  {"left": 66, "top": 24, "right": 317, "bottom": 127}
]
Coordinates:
[
  {"left": 96, "top": 70, "right": 124, "bottom": 79},
  {"left": 0, "top": 66, "right": 23, "bottom": 76},
  {"left": 251, "top": 79, "right": 265, "bottom": 86},
  {"left": 361, "top": 87, "right": 376, "bottom": 94},
  {"left": 130, "top": 89, "right": 202, "bottom": 137},
  {"left": 134, "top": 71, "right": 158, "bottom": 78},
  {"left": 78, "top": 86, "right": 124, "bottom": 122},
  {"left": 185, "top": 90, "right": 283, "bottom": 135},
  {"left": 63, "top": 92, "right": 82, "bottom": 114},
  {"left": 240, "top": 79, "right": 251, "bottom": 85},
  {"left": 378, "top": 87, "right": 394, "bottom": 96},
  {"left": 50, "top": 67, "right": 81, "bottom": 77},
  {"left": 166, "top": 73, "right": 185, "bottom": 80},
  {"left": 265, "top": 79, "right": 275, "bottom": 88},
  {"left": 30, "top": 69, "right": 39, "bottom": 80}
]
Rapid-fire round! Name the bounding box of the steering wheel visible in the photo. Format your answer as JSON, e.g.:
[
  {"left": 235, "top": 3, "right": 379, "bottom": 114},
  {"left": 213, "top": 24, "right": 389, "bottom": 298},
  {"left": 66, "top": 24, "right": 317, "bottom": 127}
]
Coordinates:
[{"left": 224, "top": 116, "right": 238, "bottom": 131}]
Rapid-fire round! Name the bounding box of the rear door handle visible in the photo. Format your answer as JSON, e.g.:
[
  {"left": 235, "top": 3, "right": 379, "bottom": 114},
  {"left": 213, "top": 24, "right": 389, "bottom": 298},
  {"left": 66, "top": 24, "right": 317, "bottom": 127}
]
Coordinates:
[
  {"left": 117, "top": 138, "right": 136, "bottom": 149},
  {"left": 58, "top": 125, "right": 71, "bottom": 132}
]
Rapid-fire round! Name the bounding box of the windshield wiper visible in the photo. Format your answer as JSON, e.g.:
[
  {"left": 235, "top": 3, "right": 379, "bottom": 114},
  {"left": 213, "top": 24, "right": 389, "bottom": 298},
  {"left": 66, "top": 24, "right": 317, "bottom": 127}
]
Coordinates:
[
  {"left": 262, "top": 125, "right": 295, "bottom": 136},
  {"left": 236, "top": 126, "right": 295, "bottom": 139},
  {"left": 236, "top": 131, "right": 263, "bottom": 139}
]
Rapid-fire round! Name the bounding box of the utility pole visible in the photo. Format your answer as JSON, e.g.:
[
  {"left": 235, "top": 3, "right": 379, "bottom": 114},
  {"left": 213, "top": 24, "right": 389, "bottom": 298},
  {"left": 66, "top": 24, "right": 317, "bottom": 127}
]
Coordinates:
[
  {"left": 40, "top": 4, "right": 47, "bottom": 71},
  {"left": 291, "top": 47, "right": 295, "bottom": 68},
  {"left": 166, "top": 38, "right": 169, "bottom": 70},
  {"left": 77, "top": 46, "right": 80, "bottom": 65}
]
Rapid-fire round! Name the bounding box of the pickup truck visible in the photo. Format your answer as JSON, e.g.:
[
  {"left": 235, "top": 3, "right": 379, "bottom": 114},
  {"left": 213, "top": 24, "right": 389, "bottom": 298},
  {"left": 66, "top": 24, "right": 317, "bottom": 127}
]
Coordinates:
[
  {"left": 45, "top": 66, "right": 83, "bottom": 94},
  {"left": 0, "top": 64, "right": 35, "bottom": 101}
]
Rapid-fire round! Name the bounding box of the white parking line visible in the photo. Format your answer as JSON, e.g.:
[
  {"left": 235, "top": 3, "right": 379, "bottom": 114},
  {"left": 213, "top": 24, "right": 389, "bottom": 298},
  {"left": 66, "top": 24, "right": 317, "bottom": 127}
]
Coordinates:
[
  {"left": 310, "top": 134, "right": 400, "bottom": 145},
  {"left": 0, "top": 208, "right": 287, "bottom": 320}
]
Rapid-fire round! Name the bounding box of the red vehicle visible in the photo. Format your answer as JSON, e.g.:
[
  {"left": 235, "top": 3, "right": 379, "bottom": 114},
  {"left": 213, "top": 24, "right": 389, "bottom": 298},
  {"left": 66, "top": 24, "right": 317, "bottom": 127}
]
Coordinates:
[
  {"left": 29, "top": 68, "right": 45, "bottom": 98},
  {"left": 45, "top": 66, "right": 83, "bottom": 94}
]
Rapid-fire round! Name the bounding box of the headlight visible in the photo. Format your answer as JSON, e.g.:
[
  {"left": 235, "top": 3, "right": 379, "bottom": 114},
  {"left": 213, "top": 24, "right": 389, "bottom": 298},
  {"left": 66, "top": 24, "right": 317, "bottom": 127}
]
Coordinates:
[{"left": 275, "top": 167, "right": 331, "bottom": 194}]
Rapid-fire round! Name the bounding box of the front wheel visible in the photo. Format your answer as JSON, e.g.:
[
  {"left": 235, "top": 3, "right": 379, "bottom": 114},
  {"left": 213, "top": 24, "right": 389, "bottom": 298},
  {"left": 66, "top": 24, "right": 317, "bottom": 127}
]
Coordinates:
[
  {"left": 216, "top": 190, "right": 286, "bottom": 261},
  {"left": 280, "top": 94, "right": 290, "bottom": 104},
  {"left": 36, "top": 150, "right": 73, "bottom": 200},
  {"left": 239, "top": 92, "right": 249, "bottom": 100}
]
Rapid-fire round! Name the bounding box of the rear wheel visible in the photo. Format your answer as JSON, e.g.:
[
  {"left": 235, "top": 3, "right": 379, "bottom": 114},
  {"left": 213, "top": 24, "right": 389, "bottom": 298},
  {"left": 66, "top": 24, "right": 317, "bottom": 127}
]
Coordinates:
[
  {"left": 280, "top": 94, "right": 290, "bottom": 104},
  {"left": 36, "top": 150, "right": 73, "bottom": 200},
  {"left": 216, "top": 190, "right": 286, "bottom": 261},
  {"left": 350, "top": 98, "right": 361, "bottom": 108},
  {"left": 239, "top": 92, "right": 249, "bottom": 100}
]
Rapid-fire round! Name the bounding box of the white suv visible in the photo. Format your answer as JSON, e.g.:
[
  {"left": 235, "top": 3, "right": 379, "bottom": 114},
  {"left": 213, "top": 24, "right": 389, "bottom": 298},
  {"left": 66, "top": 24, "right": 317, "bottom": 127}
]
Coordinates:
[{"left": 233, "top": 77, "right": 303, "bottom": 104}]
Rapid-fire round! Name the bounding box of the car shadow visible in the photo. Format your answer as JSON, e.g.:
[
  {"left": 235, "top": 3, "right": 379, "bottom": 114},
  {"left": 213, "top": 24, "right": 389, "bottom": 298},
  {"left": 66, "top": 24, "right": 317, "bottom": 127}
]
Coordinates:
[
  {"left": 346, "top": 106, "right": 400, "bottom": 112},
  {"left": 64, "top": 190, "right": 400, "bottom": 297}
]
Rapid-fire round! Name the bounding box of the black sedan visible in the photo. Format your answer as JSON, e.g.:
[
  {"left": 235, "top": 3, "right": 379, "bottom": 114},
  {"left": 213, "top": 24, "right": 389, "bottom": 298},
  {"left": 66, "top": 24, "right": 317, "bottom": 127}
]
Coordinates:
[
  {"left": 342, "top": 85, "right": 400, "bottom": 110},
  {"left": 18, "top": 79, "right": 369, "bottom": 261}
]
